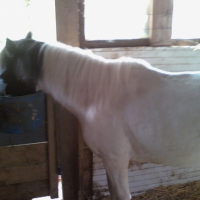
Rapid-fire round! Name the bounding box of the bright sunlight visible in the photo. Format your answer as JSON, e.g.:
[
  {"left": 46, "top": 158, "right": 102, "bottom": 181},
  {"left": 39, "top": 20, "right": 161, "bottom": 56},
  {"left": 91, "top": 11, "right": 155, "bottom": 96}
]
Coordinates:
[
  {"left": 172, "top": 0, "right": 200, "bottom": 39},
  {"left": 0, "top": 0, "right": 56, "bottom": 51},
  {"left": 84, "top": 0, "right": 151, "bottom": 41}
]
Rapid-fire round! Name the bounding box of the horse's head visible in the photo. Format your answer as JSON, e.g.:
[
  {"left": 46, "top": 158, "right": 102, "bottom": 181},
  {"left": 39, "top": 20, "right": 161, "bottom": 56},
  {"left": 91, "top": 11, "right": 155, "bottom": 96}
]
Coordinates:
[{"left": 0, "top": 32, "right": 45, "bottom": 96}]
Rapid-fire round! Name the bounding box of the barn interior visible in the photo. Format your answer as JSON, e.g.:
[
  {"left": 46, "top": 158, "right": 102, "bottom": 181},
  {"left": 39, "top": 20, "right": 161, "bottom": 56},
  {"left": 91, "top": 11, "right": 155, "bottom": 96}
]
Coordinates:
[{"left": 1, "top": 0, "right": 200, "bottom": 200}]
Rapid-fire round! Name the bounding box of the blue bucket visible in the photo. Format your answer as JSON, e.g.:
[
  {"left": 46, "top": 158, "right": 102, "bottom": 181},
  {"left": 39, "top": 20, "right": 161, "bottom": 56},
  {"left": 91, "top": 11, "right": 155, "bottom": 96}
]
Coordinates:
[{"left": 0, "top": 91, "right": 45, "bottom": 134}]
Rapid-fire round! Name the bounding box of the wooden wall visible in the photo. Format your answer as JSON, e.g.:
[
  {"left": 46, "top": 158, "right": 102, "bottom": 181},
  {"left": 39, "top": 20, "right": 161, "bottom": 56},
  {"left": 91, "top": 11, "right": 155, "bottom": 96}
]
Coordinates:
[
  {"left": 93, "top": 46, "right": 200, "bottom": 72},
  {"left": 150, "top": 0, "right": 173, "bottom": 46},
  {"left": 92, "top": 46, "right": 200, "bottom": 198},
  {"left": 0, "top": 95, "right": 58, "bottom": 200},
  {"left": 0, "top": 143, "right": 49, "bottom": 200}
]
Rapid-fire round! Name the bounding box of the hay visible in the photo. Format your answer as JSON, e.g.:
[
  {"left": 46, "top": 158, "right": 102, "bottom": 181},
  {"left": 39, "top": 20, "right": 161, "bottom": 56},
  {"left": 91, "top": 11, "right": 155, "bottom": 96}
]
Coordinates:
[
  {"left": 132, "top": 181, "right": 200, "bottom": 200},
  {"left": 100, "top": 181, "right": 200, "bottom": 200}
]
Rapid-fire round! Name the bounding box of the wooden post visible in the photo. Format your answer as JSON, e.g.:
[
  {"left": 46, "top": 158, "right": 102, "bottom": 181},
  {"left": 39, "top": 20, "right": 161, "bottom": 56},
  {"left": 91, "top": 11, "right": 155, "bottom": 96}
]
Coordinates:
[
  {"left": 55, "top": 1, "right": 93, "bottom": 199},
  {"left": 55, "top": 104, "right": 79, "bottom": 200},
  {"left": 55, "top": 0, "right": 80, "bottom": 47},
  {"left": 46, "top": 95, "right": 58, "bottom": 199},
  {"left": 55, "top": 0, "right": 80, "bottom": 199},
  {"left": 150, "top": 0, "right": 174, "bottom": 46},
  {"left": 78, "top": 125, "right": 93, "bottom": 199}
]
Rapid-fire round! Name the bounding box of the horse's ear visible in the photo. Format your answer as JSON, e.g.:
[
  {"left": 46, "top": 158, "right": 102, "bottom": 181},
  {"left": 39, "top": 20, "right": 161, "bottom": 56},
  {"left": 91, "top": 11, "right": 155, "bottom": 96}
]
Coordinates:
[
  {"left": 26, "top": 32, "right": 32, "bottom": 39},
  {"left": 5, "top": 38, "right": 16, "bottom": 54}
]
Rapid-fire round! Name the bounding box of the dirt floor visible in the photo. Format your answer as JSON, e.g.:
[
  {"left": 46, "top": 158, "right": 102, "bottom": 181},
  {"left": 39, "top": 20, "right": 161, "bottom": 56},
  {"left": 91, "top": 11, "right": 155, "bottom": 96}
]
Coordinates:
[{"left": 102, "top": 180, "right": 200, "bottom": 200}]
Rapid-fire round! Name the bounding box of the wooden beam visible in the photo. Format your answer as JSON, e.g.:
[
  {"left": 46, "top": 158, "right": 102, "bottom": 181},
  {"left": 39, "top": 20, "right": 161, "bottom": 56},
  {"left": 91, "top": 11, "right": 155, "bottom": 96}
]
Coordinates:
[
  {"left": 150, "top": 0, "right": 174, "bottom": 46},
  {"left": 47, "top": 95, "right": 58, "bottom": 199},
  {"left": 55, "top": 0, "right": 80, "bottom": 199},
  {"left": 84, "top": 39, "right": 150, "bottom": 49},
  {"left": 55, "top": 1, "right": 95, "bottom": 199},
  {"left": 55, "top": 103, "right": 79, "bottom": 200}
]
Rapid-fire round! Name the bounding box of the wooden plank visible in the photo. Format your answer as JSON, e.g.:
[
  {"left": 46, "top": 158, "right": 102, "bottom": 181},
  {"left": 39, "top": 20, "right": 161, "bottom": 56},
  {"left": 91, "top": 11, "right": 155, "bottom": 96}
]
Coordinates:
[
  {"left": 84, "top": 39, "right": 150, "bottom": 49},
  {"left": 0, "top": 162, "right": 48, "bottom": 185},
  {"left": 153, "top": 64, "right": 200, "bottom": 72},
  {"left": 93, "top": 50, "right": 200, "bottom": 59},
  {"left": 141, "top": 57, "right": 200, "bottom": 65},
  {"left": 82, "top": 148, "right": 93, "bottom": 169},
  {"left": 93, "top": 47, "right": 200, "bottom": 58},
  {"left": 0, "top": 142, "right": 47, "bottom": 167},
  {"left": 83, "top": 169, "right": 93, "bottom": 190},
  {"left": 93, "top": 153, "right": 200, "bottom": 196},
  {"left": 46, "top": 95, "right": 58, "bottom": 199},
  {"left": 128, "top": 169, "right": 200, "bottom": 184},
  {"left": 94, "top": 171, "right": 200, "bottom": 189},
  {"left": 93, "top": 46, "right": 199, "bottom": 52},
  {"left": 92, "top": 48, "right": 200, "bottom": 72},
  {"left": 0, "top": 180, "right": 49, "bottom": 200}
]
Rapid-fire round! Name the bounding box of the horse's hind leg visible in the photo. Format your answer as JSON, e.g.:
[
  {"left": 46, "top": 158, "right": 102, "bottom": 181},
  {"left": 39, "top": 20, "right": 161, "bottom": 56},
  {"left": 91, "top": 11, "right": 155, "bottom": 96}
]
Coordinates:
[{"left": 103, "top": 158, "right": 131, "bottom": 200}]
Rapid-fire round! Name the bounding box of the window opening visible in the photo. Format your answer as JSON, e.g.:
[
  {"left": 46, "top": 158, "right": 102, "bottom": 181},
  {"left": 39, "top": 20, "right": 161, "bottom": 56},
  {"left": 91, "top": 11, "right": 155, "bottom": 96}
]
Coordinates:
[
  {"left": 0, "top": 0, "right": 56, "bottom": 51},
  {"left": 80, "top": 0, "right": 151, "bottom": 48},
  {"left": 172, "top": 0, "right": 200, "bottom": 39}
]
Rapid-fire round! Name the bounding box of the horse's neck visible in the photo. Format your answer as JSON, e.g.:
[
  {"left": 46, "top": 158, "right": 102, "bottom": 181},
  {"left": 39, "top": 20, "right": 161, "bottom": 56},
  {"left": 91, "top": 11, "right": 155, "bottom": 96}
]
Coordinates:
[{"left": 39, "top": 44, "right": 113, "bottom": 115}]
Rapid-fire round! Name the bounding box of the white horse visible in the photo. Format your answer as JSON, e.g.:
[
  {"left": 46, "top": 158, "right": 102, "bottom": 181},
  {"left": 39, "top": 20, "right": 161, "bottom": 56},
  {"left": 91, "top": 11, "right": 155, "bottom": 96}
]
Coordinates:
[{"left": 1, "top": 33, "right": 200, "bottom": 200}]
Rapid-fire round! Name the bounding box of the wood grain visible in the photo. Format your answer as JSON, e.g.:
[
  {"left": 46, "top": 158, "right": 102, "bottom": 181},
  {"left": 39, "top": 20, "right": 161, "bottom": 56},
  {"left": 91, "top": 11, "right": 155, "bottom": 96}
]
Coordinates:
[
  {"left": 0, "top": 142, "right": 47, "bottom": 167},
  {"left": 47, "top": 95, "right": 58, "bottom": 198},
  {"left": 0, "top": 162, "right": 48, "bottom": 185},
  {"left": 0, "top": 180, "right": 49, "bottom": 200},
  {"left": 150, "top": 0, "right": 173, "bottom": 46}
]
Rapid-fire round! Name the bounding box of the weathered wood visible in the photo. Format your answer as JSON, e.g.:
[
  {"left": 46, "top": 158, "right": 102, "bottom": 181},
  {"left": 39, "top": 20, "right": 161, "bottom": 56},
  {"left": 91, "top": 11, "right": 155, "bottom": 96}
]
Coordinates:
[
  {"left": 150, "top": 0, "right": 173, "bottom": 46},
  {"left": 47, "top": 95, "right": 58, "bottom": 198},
  {"left": 82, "top": 148, "right": 92, "bottom": 170},
  {"left": 55, "top": 0, "right": 80, "bottom": 47},
  {"left": 92, "top": 47, "right": 200, "bottom": 72},
  {"left": 79, "top": 125, "right": 93, "bottom": 199},
  {"left": 55, "top": 0, "right": 81, "bottom": 199},
  {"left": 0, "top": 162, "right": 48, "bottom": 185},
  {"left": 84, "top": 39, "right": 150, "bottom": 49},
  {"left": 93, "top": 47, "right": 200, "bottom": 58},
  {"left": 78, "top": 124, "right": 84, "bottom": 200},
  {"left": 83, "top": 168, "right": 93, "bottom": 190},
  {"left": 0, "top": 142, "right": 47, "bottom": 166},
  {"left": 0, "top": 180, "right": 49, "bottom": 200},
  {"left": 93, "top": 154, "right": 200, "bottom": 197},
  {"left": 55, "top": 103, "right": 79, "bottom": 200}
]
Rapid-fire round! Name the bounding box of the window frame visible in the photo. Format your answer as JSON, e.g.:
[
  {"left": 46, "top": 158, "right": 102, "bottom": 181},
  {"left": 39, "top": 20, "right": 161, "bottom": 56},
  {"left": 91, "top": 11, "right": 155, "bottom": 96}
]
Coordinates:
[
  {"left": 79, "top": 0, "right": 200, "bottom": 48},
  {"left": 79, "top": 0, "right": 151, "bottom": 48}
]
